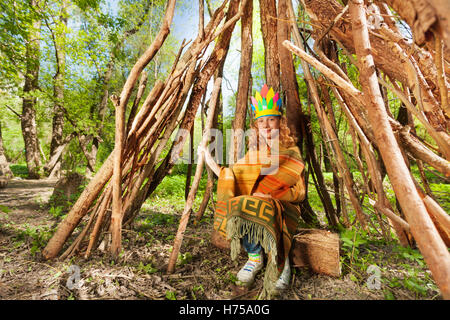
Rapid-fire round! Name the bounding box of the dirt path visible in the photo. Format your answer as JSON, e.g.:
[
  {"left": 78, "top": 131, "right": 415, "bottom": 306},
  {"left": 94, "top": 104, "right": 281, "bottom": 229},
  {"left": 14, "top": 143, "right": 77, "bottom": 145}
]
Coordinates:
[
  {"left": 0, "top": 178, "right": 58, "bottom": 226},
  {"left": 0, "top": 178, "right": 441, "bottom": 300}
]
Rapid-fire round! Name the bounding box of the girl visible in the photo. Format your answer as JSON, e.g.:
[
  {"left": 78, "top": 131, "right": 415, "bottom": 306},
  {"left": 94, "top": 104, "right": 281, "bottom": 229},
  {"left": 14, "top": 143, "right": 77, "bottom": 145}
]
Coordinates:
[{"left": 199, "top": 84, "right": 306, "bottom": 297}]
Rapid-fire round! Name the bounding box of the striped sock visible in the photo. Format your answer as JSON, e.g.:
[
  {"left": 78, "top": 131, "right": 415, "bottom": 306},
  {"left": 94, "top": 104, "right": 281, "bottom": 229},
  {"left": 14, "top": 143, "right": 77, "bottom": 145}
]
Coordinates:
[{"left": 248, "top": 252, "right": 262, "bottom": 264}]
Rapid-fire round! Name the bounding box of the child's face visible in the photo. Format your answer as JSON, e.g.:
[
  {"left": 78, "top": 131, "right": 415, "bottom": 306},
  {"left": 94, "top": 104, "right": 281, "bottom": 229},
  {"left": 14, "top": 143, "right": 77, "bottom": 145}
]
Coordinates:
[{"left": 256, "top": 116, "right": 280, "bottom": 140}]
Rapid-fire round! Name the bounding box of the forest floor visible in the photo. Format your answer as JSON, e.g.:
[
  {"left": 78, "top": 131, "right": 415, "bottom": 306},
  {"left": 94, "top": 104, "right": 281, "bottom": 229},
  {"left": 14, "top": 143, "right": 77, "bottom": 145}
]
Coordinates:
[{"left": 0, "top": 178, "right": 442, "bottom": 300}]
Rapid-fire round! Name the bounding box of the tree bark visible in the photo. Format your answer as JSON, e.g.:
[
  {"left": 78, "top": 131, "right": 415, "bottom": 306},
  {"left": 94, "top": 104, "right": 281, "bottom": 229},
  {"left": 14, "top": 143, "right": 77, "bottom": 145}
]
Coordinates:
[{"left": 349, "top": 0, "right": 450, "bottom": 299}]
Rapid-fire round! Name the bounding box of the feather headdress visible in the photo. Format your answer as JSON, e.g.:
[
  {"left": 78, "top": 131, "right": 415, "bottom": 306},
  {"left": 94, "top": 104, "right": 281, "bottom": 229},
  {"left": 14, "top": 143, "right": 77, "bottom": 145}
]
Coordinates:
[{"left": 250, "top": 84, "right": 282, "bottom": 119}]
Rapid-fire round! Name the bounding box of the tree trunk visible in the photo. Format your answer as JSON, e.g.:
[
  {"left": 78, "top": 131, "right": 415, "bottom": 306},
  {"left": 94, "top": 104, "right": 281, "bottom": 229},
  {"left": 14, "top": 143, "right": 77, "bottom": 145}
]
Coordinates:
[
  {"left": 259, "top": 0, "right": 280, "bottom": 91},
  {"left": 21, "top": 0, "right": 42, "bottom": 179},
  {"left": 231, "top": 0, "right": 252, "bottom": 163},
  {"left": 48, "top": 2, "right": 68, "bottom": 178},
  {"left": 349, "top": 0, "right": 450, "bottom": 299},
  {"left": 0, "top": 123, "right": 13, "bottom": 178},
  {"left": 277, "top": 0, "right": 304, "bottom": 143}
]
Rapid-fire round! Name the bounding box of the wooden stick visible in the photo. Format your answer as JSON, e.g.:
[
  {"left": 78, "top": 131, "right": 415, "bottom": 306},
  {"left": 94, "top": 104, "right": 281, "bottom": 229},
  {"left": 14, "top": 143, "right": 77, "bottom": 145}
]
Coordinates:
[
  {"left": 195, "top": 92, "right": 217, "bottom": 223},
  {"left": 397, "top": 126, "right": 450, "bottom": 177},
  {"left": 281, "top": 40, "right": 364, "bottom": 102},
  {"left": 434, "top": 32, "right": 449, "bottom": 117},
  {"left": 370, "top": 199, "right": 410, "bottom": 232},
  {"left": 377, "top": 75, "right": 450, "bottom": 159},
  {"left": 85, "top": 186, "right": 113, "bottom": 258},
  {"left": 423, "top": 196, "right": 450, "bottom": 237},
  {"left": 199, "top": 0, "right": 204, "bottom": 39},
  {"left": 126, "top": 71, "right": 148, "bottom": 133},
  {"left": 42, "top": 1, "right": 177, "bottom": 261},
  {"left": 110, "top": 94, "right": 125, "bottom": 258},
  {"left": 118, "top": 0, "right": 176, "bottom": 114},
  {"left": 167, "top": 77, "right": 221, "bottom": 274}
]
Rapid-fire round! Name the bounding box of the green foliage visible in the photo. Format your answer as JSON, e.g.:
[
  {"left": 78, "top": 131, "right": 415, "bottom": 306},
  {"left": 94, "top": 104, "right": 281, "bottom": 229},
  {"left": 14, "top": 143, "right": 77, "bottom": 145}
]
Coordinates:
[
  {"left": 339, "top": 227, "right": 368, "bottom": 265},
  {"left": 15, "top": 224, "right": 54, "bottom": 256},
  {"left": 138, "top": 213, "right": 177, "bottom": 231},
  {"left": 49, "top": 205, "right": 65, "bottom": 219},
  {"left": 165, "top": 290, "right": 177, "bottom": 300},
  {"left": 177, "top": 252, "right": 193, "bottom": 267},
  {"left": 9, "top": 164, "right": 29, "bottom": 178},
  {"left": 0, "top": 205, "right": 11, "bottom": 214},
  {"left": 136, "top": 261, "right": 158, "bottom": 275}
]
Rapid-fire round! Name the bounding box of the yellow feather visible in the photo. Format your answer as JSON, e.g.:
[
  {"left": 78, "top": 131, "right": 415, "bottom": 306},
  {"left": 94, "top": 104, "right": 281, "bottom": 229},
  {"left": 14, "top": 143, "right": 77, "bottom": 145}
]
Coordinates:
[
  {"left": 255, "top": 91, "right": 263, "bottom": 103},
  {"left": 266, "top": 87, "right": 274, "bottom": 103}
]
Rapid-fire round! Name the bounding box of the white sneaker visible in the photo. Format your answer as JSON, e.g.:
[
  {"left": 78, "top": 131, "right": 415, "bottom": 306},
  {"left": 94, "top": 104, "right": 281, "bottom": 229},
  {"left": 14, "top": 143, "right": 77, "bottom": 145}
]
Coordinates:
[
  {"left": 275, "top": 257, "right": 291, "bottom": 290},
  {"left": 236, "top": 253, "right": 263, "bottom": 285}
]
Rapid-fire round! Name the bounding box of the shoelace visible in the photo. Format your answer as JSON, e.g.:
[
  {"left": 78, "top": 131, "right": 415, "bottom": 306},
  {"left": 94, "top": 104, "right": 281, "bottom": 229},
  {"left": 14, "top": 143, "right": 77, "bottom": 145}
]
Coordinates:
[{"left": 243, "top": 261, "right": 258, "bottom": 272}]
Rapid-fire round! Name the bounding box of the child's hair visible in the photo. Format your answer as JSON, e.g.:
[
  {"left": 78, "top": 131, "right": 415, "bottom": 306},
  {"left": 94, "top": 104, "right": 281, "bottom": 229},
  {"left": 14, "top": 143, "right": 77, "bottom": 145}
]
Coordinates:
[{"left": 248, "top": 115, "right": 297, "bottom": 150}]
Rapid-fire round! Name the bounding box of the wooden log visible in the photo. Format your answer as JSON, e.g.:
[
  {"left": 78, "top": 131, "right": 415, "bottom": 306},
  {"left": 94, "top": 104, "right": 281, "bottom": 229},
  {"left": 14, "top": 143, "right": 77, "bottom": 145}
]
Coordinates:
[{"left": 290, "top": 229, "right": 341, "bottom": 277}]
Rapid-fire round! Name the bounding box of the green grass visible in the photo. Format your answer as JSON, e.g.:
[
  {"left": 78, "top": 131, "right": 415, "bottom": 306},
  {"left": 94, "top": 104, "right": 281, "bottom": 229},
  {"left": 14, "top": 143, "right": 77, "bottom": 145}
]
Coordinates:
[
  {"left": 339, "top": 226, "right": 440, "bottom": 299},
  {"left": 143, "top": 168, "right": 212, "bottom": 215},
  {"left": 9, "top": 164, "right": 28, "bottom": 178}
]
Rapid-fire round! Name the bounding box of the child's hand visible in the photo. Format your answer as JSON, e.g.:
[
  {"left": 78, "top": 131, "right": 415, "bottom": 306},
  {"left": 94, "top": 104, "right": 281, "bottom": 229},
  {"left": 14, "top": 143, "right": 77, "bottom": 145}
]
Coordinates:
[{"left": 252, "top": 192, "right": 271, "bottom": 198}]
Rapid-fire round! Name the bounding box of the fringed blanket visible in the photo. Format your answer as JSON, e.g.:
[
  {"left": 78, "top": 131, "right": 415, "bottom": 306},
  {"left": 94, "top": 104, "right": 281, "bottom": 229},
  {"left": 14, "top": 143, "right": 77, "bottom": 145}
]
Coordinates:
[{"left": 213, "top": 145, "right": 305, "bottom": 297}]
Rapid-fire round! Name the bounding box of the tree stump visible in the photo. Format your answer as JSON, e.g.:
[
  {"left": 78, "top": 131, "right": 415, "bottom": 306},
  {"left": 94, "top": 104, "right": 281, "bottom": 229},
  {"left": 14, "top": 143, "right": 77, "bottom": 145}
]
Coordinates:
[{"left": 289, "top": 228, "right": 341, "bottom": 277}]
